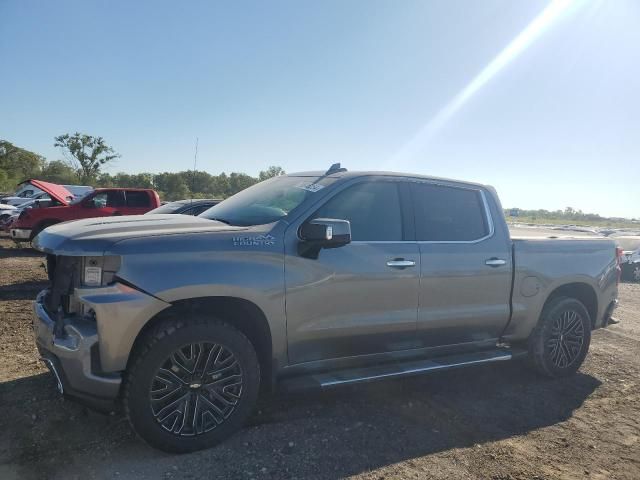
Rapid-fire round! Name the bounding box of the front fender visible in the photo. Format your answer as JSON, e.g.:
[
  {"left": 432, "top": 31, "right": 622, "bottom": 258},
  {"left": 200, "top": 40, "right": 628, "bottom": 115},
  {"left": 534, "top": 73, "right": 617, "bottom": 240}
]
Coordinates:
[{"left": 108, "top": 228, "right": 287, "bottom": 368}]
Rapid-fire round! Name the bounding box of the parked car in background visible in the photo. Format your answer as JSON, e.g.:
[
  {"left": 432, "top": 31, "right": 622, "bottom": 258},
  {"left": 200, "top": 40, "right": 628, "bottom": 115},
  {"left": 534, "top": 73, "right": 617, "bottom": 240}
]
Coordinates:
[
  {"left": 615, "top": 236, "right": 640, "bottom": 282},
  {"left": 31, "top": 166, "right": 619, "bottom": 453},
  {"left": 2, "top": 191, "right": 52, "bottom": 207},
  {"left": 11, "top": 181, "right": 160, "bottom": 241},
  {"left": 0, "top": 183, "right": 41, "bottom": 203},
  {"left": 1, "top": 180, "right": 93, "bottom": 206},
  {"left": 145, "top": 198, "right": 221, "bottom": 216},
  {"left": 0, "top": 203, "right": 17, "bottom": 224}
]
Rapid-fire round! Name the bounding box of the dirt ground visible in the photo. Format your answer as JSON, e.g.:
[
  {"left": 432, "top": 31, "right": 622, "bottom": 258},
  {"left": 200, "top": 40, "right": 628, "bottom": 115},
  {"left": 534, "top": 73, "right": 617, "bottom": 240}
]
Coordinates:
[{"left": 0, "top": 236, "right": 638, "bottom": 480}]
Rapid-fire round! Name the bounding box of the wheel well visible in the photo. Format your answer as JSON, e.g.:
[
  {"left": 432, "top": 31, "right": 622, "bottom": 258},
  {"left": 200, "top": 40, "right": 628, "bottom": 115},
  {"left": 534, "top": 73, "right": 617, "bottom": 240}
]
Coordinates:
[
  {"left": 31, "top": 219, "right": 60, "bottom": 239},
  {"left": 129, "top": 296, "right": 273, "bottom": 391},
  {"left": 545, "top": 282, "right": 598, "bottom": 326}
]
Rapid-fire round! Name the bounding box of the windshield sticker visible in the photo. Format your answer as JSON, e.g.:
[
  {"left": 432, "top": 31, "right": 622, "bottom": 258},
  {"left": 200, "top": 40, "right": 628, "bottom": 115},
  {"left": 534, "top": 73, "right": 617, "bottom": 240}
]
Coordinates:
[
  {"left": 233, "top": 234, "right": 276, "bottom": 247},
  {"left": 294, "top": 182, "right": 325, "bottom": 193}
]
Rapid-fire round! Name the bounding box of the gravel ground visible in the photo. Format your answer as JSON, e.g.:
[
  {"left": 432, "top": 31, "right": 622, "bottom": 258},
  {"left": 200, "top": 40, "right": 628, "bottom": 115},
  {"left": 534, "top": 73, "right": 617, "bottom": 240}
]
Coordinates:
[{"left": 0, "top": 236, "right": 638, "bottom": 480}]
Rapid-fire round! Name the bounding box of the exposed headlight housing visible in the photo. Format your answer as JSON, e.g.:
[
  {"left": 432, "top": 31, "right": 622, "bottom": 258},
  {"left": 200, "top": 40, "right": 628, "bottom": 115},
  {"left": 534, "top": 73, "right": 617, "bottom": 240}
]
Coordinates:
[{"left": 82, "top": 256, "right": 121, "bottom": 287}]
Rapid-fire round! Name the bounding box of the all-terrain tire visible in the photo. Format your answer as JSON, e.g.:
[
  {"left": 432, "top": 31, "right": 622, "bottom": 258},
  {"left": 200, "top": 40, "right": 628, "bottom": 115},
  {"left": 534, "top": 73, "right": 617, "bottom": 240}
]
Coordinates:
[
  {"left": 124, "top": 316, "right": 260, "bottom": 453},
  {"left": 527, "top": 296, "right": 591, "bottom": 378}
]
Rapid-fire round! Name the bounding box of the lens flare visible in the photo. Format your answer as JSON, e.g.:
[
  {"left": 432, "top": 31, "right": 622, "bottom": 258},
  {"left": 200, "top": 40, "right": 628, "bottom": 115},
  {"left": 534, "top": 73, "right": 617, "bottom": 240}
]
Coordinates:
[{"left": 389, "top": 0, "right": 584, "bottom": 167}]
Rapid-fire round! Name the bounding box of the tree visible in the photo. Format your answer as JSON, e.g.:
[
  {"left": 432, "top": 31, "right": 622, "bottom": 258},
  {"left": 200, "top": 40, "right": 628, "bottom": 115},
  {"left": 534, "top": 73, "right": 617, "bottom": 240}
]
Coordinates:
[
  {"left": 259, "top": 165, "right": 285, "bottom": 181},
  {"left": 40, "top": 160, "right": 78, "bottom": 185},
  {"left": 228, "top": 172, "right": 257, "bottom": 195},
  {"left": 156, "top": 173, "right": 191, "bottom": 201},
  {"left": 0, "top": 140, "right": 45, "bottom": 191},
  {"left": 54, "top": 133, "right": 120, "bottom": 183}
]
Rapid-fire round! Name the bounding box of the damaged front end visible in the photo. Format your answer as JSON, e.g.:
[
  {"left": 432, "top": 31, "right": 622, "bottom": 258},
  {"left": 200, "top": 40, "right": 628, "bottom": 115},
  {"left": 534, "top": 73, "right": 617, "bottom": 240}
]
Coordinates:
[
  {"left": 34, "top": 253, "right": 168, "bottom": 411},
  {"left": 44, "top": 254, "right": 121, "bottom": 335}
]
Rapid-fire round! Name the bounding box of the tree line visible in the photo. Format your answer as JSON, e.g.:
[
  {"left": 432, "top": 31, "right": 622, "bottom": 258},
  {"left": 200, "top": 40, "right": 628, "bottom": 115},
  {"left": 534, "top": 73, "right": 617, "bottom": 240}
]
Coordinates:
[
  {"left": 0, "top": 136, "right": 285, "bottom": 201},
  {"left": 505, "top": 207, "right": 637, "bottom": 226}
]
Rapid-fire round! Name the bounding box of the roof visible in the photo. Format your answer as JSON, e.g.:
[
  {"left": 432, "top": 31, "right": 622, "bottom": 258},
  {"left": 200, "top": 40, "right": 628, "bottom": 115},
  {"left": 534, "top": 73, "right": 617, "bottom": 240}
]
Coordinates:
[
  {"left": 286, "top": 170, "right": 488, "bottom": 189},
  {"left": 170, "top": 198, "right": 222, "bottom": 205}
]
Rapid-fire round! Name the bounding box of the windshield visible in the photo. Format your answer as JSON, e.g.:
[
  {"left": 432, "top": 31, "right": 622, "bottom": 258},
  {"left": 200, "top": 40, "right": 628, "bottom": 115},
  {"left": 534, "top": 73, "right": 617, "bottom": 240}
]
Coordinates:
[
  {"left": 146, "top": 201, "right": 185, "bottom": 214},
  {"left": 200, "top": 175, "right": 336, "bottom": 226}
]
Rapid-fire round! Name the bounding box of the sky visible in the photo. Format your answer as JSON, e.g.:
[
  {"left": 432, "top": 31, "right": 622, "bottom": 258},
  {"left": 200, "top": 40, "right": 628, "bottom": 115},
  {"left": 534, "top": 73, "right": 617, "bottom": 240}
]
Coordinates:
[{"left": 1, "top": 0, "right": 638, "bottom": 218}]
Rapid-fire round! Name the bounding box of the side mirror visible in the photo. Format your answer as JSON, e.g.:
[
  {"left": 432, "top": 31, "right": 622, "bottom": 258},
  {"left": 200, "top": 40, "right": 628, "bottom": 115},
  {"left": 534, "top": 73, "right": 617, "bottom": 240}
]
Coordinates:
[{"left": 298, "top": 218, "right": 351, "bottom": 258}]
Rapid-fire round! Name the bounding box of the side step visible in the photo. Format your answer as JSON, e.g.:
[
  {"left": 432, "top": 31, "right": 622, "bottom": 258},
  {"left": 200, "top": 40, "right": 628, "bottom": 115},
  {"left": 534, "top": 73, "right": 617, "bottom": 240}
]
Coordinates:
[{"left": 280, "top": 348, "right": 526, "bottom": 392}]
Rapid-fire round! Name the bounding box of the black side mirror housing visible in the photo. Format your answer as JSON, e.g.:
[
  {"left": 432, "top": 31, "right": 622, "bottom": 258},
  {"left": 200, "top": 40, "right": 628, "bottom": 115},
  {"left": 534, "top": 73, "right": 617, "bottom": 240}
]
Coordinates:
[{"left": 298, "top": 218, "right": 351, "bottom": 259}]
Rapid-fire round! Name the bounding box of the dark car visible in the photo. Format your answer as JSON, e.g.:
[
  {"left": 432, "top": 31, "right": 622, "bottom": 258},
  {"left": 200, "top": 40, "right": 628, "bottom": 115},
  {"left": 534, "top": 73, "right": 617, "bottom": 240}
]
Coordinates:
[{"left": 145, "top": 198, "right": 221, "bottom": 216}]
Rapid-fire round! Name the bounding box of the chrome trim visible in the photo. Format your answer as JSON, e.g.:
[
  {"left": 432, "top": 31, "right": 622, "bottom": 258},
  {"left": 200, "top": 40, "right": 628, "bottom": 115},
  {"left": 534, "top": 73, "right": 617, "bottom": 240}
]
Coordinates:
[
  {"left": 40, "top": 357, "right": 64, "bottom": 394},
  {"left": 415, "top": 188, "right": 495, "bottom": 245},
  {"left": 295, "top": 176, "right": 495, "bottom": 245},
  {"left": 386, "top": 260, "right": 416, "bottom": 268},
  {"left": 319, "top": 352, "right": 512, "bottom": 388},
  {"left": 11, "top": 228, "right": 32, "bottom": 240},
  {"left": 485, "top": 258, "right": 507, "bottom": 267}
]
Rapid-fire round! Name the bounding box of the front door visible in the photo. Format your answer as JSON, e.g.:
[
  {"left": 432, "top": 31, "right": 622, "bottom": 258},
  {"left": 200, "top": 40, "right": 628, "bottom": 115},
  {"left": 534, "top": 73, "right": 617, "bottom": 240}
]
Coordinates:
[
  {"left": 78, "top": 190, "right": 126, "bottom": 218},
  {"left": 285, "top": 179, "right": 420, "bottom": 364}
]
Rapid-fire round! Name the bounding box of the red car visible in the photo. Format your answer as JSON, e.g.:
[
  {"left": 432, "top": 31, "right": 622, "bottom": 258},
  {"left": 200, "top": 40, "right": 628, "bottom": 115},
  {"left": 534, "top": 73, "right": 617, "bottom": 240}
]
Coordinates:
[{"left": 10, "top": 180, "right": 161, "bottom": 242}]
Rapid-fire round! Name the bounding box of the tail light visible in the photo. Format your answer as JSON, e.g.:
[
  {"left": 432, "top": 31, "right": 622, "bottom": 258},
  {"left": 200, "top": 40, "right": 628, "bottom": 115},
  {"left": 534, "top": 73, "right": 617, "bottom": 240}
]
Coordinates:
[{"left": 616, "top": 246, "right": 623, "bottom": 285}]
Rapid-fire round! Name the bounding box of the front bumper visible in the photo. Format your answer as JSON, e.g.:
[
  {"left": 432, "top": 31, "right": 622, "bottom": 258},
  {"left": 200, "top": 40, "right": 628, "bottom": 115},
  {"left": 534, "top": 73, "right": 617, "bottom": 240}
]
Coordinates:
[
  {"left": 11, "top": 228, "right": 31, "bottom": 241},
  {"left": 33, "top": 289, "right": 122, "bottom": 411}
]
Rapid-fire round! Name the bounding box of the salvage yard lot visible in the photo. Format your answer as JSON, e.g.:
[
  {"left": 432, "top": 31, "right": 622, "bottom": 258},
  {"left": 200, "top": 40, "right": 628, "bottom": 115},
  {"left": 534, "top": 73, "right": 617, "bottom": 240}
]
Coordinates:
[{"left": 0, "top": 236, "right": 638, "bottom": 480}]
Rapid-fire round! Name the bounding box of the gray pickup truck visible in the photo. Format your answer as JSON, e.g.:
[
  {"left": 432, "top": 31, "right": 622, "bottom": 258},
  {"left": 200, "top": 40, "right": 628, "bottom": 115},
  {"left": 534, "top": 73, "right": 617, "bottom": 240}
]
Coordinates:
[{"left": 32, "top": 165, "right": 620, "bottom": 453}]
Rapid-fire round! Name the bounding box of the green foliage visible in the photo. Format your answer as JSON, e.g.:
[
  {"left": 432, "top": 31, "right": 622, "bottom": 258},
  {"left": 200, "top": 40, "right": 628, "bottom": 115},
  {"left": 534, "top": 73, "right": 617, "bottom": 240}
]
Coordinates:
[
  {"left": 54, "top": 133, "right": 120, "bottom": 183},
  {"left": 0, "top": 138, "right": 285, "bottom": 201},
  {"left": 259, "top": 165, "right": 285, "bottom": 181},
  {"left": 0, "top": 140, "right": 46, "bottom": 191},
  {"left": 40, "top": 160, "right": 78, "bottom": 185}
]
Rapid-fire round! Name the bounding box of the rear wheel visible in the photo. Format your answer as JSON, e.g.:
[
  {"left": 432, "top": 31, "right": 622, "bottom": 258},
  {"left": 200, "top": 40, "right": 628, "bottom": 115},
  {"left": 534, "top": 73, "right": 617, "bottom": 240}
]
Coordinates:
[
  {"left": 124, "top": 317, "right": 260, "bottom": 453},
  {"left": 527, "top": 296, "right": 591, "bottom": 377},
  {"left": 631, "top": 264, "right": 640, "bottom": 283}
]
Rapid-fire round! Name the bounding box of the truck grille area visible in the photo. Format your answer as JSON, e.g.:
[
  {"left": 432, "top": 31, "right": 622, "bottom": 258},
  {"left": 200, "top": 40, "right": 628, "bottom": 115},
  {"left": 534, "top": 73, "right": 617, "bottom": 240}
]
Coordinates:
[{"left": 45, "top": 254, "right": 82, "bottom": 315}]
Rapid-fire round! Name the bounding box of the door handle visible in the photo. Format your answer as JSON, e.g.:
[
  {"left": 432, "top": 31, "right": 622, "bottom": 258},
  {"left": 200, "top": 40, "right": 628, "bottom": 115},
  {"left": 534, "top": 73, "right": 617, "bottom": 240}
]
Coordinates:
[
  {"left": 386, "top": 259, "right": 416, "bottom": 269},
  {"left": 485, "top": 258, "right": 507, "bottom": 267}
]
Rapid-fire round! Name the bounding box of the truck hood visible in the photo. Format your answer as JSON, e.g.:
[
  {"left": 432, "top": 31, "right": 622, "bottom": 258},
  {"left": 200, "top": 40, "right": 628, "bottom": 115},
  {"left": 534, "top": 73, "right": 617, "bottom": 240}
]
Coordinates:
[
  {"left": 27, "top": 179, "right": 73, "bottom": 205},
  {"left": 32, "top": 214, "right": 247, "bottom": 255}
]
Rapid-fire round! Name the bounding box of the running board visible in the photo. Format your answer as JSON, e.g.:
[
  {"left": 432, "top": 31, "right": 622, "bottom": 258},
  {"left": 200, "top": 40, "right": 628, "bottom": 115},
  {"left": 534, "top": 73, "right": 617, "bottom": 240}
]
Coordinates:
[{"left": 280, "top": 348, "right": 526, "bottom": 392}]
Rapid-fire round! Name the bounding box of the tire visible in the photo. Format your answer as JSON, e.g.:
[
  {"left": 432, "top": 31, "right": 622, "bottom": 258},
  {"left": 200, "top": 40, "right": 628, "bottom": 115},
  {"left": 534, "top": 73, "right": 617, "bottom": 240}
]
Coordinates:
[
  {"left": 30, "top": 220, "right": 58, "bottom": 241},
  {"left": 527, "top": 296, "right": 591, "bottom": 378},
  {"left": 622, "top": 263, "right": 640, "bottom": 283},
  {"left": 124, "top": 316, "right": 261, "bottom": 453}
]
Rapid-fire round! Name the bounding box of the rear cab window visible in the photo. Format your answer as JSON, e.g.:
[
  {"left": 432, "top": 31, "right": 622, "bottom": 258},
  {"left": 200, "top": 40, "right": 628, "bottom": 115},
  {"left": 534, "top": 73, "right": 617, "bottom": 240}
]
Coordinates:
[
  {"left": 125, "top": 191, "right": 151, "bottom": 208},
  {"left": 411, "top": 182, "right": 490, "bottom": 242},
  {"left": 89, "top": 190, "right": 126, "bottom": 208}
]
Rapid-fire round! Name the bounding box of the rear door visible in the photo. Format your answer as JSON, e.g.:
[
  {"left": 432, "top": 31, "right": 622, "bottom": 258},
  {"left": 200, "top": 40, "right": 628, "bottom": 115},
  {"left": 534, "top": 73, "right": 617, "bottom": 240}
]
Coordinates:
[
  {"left": 123, "top": 191, "right": 152, "bottom": 215},
  {"left": 284, "top": 179, "right": 420, "bottom": 364},
  {"left": 411, "top": 181, "right": 512, "bottom": 348}
]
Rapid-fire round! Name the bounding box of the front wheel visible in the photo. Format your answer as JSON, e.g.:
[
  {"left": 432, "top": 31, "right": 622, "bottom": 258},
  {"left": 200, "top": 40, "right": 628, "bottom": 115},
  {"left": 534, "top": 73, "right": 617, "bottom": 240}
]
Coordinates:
[
  {"left": 124, "top": 317, "right": 260, "bottom": 453},
  {"left": 527, "top": 296, "right": 591, "bottom": 378},
  {"left": 622, "top": 263, "right": 640, "bottom": 283}
]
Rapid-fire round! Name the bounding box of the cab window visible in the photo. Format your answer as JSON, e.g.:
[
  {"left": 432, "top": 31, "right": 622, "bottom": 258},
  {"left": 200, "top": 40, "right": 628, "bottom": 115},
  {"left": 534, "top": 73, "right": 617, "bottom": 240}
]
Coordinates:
[{"left": 312, "top": 181, "right": 403, "bottom": 241}]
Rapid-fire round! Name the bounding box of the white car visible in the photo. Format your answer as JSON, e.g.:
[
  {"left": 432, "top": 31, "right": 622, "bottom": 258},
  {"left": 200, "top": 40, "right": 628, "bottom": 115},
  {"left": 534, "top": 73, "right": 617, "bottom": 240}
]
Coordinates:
[
  {"left": 1, "top": 182, "right": 93, "bottom": 206},
  {"left": 1, "top": 191, "right": 50, "bottom": 207},
  {"left": 615, "top": 236, "right": 640, "bottom": 282},
  {"left": 0, "top": 203, "right": 17, "bottom": 222}
]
